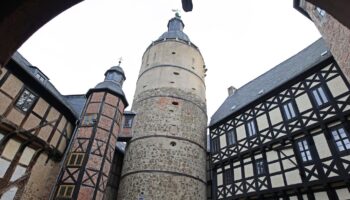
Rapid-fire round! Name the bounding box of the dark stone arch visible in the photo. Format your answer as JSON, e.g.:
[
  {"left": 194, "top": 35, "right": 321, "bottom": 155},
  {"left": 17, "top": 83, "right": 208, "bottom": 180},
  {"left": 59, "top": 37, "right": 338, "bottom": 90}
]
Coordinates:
[
  {"left": 0, "top": 0, "right": 84, "bottom": 68},
  {"left": 0, "top": 0, "right": 349, "bottom": 72}
]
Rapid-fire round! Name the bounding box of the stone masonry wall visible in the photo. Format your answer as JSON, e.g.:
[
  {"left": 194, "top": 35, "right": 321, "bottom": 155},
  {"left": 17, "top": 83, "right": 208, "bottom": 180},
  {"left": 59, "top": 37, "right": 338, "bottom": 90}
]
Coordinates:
[
  {"left": 118, "top": 37, "right": 207, "bottom": 199},
  {"left": 304, "top": 2, "right": 350, "bottom": 82},
  {"left": 118, "top": 172, "right": 206, "bottom": 200}
]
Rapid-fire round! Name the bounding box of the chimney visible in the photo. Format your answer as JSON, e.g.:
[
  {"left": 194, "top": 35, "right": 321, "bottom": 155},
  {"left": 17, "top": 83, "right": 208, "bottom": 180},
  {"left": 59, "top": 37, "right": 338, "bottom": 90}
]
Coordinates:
[{"left": 228, "top": 86, "right": 237, "bottom": 96}]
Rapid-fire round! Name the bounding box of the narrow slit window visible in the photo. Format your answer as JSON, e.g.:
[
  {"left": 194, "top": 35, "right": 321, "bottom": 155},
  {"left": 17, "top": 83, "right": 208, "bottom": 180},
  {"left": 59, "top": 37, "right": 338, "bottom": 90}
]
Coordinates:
[
  {"left": 246, "top": 120, "right": 257, "bottom": 137},
  {"left": 311, "top": 86, "right": 329, "bottom": 107},
  {"left": 282, "top": 101, "right": 297, "bottom": 121},
  {"left": 226, "top": 129, "right": 236, "bottom": 145},
  {"left": 223, "top": 168, "right": 233, "bottom": 185},
  {"left": 255, "top": 159, "right": 266, "bottom": 176},
  {"left": 211, "top": 137, "right": 220, "bottom": 154}
]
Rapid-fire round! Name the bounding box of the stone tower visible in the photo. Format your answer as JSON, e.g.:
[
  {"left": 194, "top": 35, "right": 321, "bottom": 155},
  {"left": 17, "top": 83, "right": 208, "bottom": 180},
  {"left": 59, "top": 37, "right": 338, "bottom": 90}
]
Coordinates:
[
  {"left": 52, "top": 64, "right": 128, "bottom": 200},
  {"left": 118, "top": 14, "right": 207, "bottom": 199}
]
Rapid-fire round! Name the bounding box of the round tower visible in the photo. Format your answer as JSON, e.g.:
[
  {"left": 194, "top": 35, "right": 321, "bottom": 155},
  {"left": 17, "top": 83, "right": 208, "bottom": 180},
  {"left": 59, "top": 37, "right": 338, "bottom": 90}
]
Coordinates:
[{"left": 118, "top": 14, "right": 207, "bottom": 199}]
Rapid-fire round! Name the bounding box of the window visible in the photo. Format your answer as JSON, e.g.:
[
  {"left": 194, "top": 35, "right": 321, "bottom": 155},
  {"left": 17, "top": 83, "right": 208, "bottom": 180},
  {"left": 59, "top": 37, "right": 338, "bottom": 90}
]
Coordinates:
[
  {"left": 15, "top": 89, "right": 37, "bottom": 112},
  {"left": 67, "top": 153, "right": 84, "bottom": 166},
  {"left": 35, "top": 73, "right": 46, "bottom": 82},
  {"left": 57, "top": 185, "right": 74, "bottom": 198},
  {"left": 297, "top": 139, "right": 313, "bottom": 162},
  {"left": 255, "top": 159, "right": 266, "bottom": 176},
  {"left": 246, "top": 120, "right": 257, "bottom": 137},
  {"left": 226, "top": 129, "right": 236, "bottom": 145},
  {"left": 311, "top": 86, "right": 329, "bottom": 107},
  {"left": 123, "top": 115, "right": 134, "bottom": 128},
  {"left": 211, "top": 137, "right": 220, "bottom": 154},
  {"left": 331, "top": 126, "right": 350, "bottom": 153},
  {"left": 81, "top": 114, "right": 97, "bottom": 126},
  {"left": 282, "top": 101, "right": 297, "bottom": 120},
  {"left": 315, "top": 7, "right": 326, "bottom": 17},
  {"left": 223, "top": 168, "right": 233, "bottom": 185}
]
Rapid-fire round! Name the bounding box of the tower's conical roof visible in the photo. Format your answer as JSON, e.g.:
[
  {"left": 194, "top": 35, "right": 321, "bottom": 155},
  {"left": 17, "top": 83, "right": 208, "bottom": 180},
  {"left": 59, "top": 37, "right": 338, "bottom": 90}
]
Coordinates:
[{"left": 158, "top": 14, "right": 190, "bottom": 42}]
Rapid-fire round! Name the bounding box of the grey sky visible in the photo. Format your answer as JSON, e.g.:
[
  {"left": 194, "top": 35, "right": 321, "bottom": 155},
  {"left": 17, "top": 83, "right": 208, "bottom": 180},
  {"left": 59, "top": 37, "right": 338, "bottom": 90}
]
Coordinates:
[{"left": 18, "top": 0, "right": 321, "bottom": 119}]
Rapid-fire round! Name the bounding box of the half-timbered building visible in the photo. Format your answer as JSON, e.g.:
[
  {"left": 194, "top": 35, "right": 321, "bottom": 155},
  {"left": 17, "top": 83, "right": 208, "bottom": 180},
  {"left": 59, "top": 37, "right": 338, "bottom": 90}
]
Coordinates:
[
  {"left": 0, "top": 52, "right": 134, "bottom": 200},
  {"left": 209, "top": 38, "right": 350, "bottom": 199}
]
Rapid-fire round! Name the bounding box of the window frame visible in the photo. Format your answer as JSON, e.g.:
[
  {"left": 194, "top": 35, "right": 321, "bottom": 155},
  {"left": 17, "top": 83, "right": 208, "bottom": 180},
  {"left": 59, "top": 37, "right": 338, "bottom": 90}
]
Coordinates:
[
  {"left": 330, "top": 125, "right": 350, "bottom": 155},
  {"left": 223, "top": 168, "right": 233, "bottom": 185},
  {"left": 226, "top": 129, "right": 236, "bottom": 146},
  {"left": 67, "top": 153, "right": 85, "bottom": 167},
  {"left": 281, "top": 100, "right": 298, "bottom": 121},
  {"left": 310, "top": 85, "right": 330, "bottom": 108},
  {"left": 211, "top": 137, "right": 220, "bottom": 154},
  {"left": 254, "top": 158, "right": 267, "bottom": 177},
  {"left": 57, "top": 185, "right": 75, "bottom": 198},
  {"left": 81, "top": 114, "right": 97, "bottom": 126},
  {"left": 15, "top": 88, "right": 38, "bottom": 113},
  {"left": 123, "top": 115, "right": 134, "bottom": 128},
  {"left": 296, "top": 138, "right": 313, "bottom": 164},
  {"left": 246, "top": 119, "right": 258, "bottom": 138}
]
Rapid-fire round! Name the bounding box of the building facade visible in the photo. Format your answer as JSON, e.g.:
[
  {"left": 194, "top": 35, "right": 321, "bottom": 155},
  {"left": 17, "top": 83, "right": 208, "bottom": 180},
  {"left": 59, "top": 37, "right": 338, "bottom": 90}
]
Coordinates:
[
  {"left": 0, "top": 53, "right": 134, "bottom": 200},
  {"left": 209, "top": 39, "right": 350, "bottom": 199},
  {"left": 117, "top": 14, "right": 208, "bottom": 199}
]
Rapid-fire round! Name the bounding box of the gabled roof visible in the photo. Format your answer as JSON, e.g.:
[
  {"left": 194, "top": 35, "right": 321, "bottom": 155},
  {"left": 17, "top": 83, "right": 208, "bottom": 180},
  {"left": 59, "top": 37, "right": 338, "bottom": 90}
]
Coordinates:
[
  {"left": 210, "top": 38, "right": 331, "bottom": 126},
  {"left": 10, "top": 52, "right": 79, "bottom": 122}
]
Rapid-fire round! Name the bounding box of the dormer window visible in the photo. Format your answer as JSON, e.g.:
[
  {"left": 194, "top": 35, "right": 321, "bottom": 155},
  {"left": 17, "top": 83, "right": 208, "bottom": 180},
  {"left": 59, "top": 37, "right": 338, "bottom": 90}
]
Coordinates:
[{"left": 35, "top": 73, "right": 46, "bottom": 82}]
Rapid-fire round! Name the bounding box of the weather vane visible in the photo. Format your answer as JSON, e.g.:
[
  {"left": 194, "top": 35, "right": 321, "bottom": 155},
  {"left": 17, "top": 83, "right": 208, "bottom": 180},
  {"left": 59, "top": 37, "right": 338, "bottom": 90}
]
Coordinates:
[
  {"left": 172, "top": 9, "right": 181, "bottom": 18},
  {"left": 118, "top": 57, "right": 123, "bottom": 65}
]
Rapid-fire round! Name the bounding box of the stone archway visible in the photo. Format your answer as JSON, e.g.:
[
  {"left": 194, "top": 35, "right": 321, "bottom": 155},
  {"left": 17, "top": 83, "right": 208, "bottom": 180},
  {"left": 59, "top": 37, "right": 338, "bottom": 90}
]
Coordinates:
[
  {"left": 0, "top": 0, "right": 83, "bottom": 68},
  {"left": 0, "top": 0, "right": 349, "bottom": 71}
]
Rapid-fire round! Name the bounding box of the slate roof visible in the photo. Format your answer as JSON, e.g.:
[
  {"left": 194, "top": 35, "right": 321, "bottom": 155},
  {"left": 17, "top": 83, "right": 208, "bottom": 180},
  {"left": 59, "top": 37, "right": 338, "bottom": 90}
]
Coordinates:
[
  {"left": 11, "top": 52, "right": 80, "bottom": 119},
  {"left": 210, "top": 38, "right": 331, "bottom": 126},
  {"left": 12, "top": 52, "right": 130, "bottom": 153},
  {"left": 63, "top": 95, "right": 87, "bottom": 116},
  {"left": 157, "top": 16, "right": 190, "bottom": 42}
]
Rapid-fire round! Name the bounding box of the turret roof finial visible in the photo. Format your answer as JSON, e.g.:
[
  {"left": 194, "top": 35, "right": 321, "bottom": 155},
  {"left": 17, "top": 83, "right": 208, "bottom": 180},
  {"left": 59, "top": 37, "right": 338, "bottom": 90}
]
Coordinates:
[
  {"left": 118, "top": 57, "right": 123, "bottom": 66},
  {"left": 172, "top": 9, "right": 181, "bottom": 18}
]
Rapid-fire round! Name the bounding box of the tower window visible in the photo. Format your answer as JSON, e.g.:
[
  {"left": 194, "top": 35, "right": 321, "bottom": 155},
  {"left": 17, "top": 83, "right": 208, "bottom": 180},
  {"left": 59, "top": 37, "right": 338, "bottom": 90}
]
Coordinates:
[
  {"left": 173, "top": 72, "right": 179, "bottom": 75},
  {"left": 82, "top": 114, "right": 97, "bottom": 126},
  {"left": 226, "top": 129, "right": 236, "bottom": 146},
  {"left": 331, "top": 126, "right": 350, "bottom": 153},
  {"left": 67, "top": 153, "right": 84, "bottom": 166},
  {"left": 282, "top": 101, "right": 297, "bottom": 121},
  {"left": 246, "top": 120, "right": 257, "bottom": 138},
  {"left": 297, "top": 139, "right": 313, "bottom": 163},
  {"left": 15, "top": 89, "right": 37, "bottom": 112},
  {"left": 172, "top": 52, "right": 176, "bottom": 55},
  {"left": 172, "top": 101, "right": 179, "bottom": 105},
  {"left": 57, "top": 185, "right": 74, "bottom": 198},
  {"left": 311, "top": 86, "right": 329, "bottom": 107}
]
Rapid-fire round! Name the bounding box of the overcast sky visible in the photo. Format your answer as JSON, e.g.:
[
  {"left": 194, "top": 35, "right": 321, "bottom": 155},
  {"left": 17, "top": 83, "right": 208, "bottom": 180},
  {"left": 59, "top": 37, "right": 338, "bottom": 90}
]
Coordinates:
[{"left": 18, "top": 0, "right": 321, "bottom": 120}]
